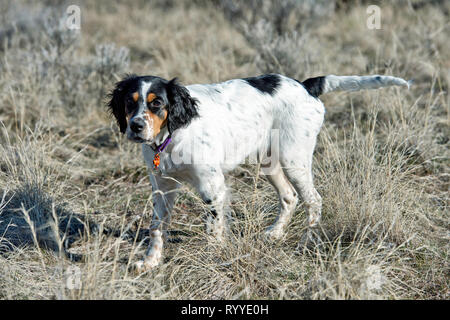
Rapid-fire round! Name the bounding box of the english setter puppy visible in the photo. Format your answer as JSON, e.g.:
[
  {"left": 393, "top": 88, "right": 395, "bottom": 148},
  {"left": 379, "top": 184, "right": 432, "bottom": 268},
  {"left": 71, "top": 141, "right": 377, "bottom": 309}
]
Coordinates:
[{"left": 107, "top": 73, "right": 409, "bottom": 272}]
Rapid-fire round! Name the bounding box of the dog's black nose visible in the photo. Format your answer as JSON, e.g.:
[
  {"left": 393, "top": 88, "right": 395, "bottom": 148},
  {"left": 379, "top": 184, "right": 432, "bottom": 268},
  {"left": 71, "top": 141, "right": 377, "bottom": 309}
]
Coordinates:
[{"left": 130, "top": 118, "right": 145, "bottom": 133}]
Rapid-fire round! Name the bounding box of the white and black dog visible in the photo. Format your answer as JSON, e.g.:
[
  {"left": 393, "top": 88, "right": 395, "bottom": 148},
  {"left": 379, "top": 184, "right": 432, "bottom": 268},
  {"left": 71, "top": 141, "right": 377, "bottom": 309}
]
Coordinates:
[{"left": 107, "top": 73, "right": 409, "bottom": 272}]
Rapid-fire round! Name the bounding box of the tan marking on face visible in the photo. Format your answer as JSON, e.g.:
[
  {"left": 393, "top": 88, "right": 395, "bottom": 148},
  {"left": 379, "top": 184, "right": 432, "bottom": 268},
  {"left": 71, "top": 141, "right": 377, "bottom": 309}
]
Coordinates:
[
  {"left": 147, "top": 93, "right": 157, "bottom": 103},
  {"left": 132, "top": 92, "right": 139, "bottom": 102},
  {"left": 144, "top": 109, "right": 168, "bottom": 138},
  {"left": 126, "top": 111, "right": 134, "bottom": 122}
]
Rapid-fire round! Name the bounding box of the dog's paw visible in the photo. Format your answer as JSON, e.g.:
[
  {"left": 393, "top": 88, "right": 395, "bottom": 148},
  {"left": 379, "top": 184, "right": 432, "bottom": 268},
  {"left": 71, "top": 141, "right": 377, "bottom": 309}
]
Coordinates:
[
  {"left": 263, "top": 226, "right": 285, "bottom": 242},
  {"left": 133, "top": 257, "right": 160, "bottom": 274},
  {"left": 133, "top": 260, "right": 147, "bottom": 274},
  {"left": 205, "top": 217, "right": 226, "bottom": 243}
]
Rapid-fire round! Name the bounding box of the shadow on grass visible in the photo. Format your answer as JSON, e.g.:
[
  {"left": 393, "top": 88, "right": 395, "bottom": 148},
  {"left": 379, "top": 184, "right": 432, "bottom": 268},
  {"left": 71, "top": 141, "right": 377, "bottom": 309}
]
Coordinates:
[
  {"left": 0, "top": 184, "right": 100, "bottom": 261},
  {"left": 0, "top": 183, "right": 187, "bottom": 264}
]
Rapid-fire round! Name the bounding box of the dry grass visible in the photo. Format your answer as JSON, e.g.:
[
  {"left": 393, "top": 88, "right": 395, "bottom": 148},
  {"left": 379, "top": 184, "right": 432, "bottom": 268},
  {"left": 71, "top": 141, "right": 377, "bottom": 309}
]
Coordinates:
[{"left": 0, "top": 0, "right": 448, "bottom": 299}]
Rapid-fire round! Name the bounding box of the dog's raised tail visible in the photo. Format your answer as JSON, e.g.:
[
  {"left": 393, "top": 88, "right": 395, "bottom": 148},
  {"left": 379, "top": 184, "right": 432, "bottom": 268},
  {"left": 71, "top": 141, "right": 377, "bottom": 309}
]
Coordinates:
[{"left": 302, "top": 74, "right": 411, "bottom": 98}]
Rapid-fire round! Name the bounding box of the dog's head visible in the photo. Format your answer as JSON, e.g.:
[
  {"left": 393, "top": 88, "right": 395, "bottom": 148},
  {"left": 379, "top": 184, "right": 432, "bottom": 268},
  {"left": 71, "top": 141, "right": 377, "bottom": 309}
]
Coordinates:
[{"left": 107, "top": 75, "right": 198, "bottom": 143}]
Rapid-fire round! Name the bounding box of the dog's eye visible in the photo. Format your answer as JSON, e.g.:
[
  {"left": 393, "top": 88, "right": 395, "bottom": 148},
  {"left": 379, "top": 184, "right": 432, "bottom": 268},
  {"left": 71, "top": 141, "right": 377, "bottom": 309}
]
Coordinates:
[{"left": 151, "top": 99, "right": 163, "bottom": 108}]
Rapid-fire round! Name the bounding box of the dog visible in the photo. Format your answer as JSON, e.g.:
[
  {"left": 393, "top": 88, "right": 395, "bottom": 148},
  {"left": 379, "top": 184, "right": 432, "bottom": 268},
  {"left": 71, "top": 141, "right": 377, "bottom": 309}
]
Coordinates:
[{"left": 107, "top": 73, "right": 409, "bottom": 272}]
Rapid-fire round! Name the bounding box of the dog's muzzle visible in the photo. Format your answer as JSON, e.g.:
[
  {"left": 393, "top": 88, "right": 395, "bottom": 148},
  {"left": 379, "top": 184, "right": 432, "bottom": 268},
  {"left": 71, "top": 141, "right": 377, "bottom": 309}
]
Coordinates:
[{"left": 127, "top": 116, "right": 153, "bottom": 143}]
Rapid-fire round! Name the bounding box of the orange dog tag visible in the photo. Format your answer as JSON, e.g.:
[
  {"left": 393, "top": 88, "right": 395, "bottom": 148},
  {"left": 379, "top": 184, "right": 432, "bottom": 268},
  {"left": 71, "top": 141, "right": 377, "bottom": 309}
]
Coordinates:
[{"left": 153, "top": 153, "right": 161, "bottom": 169}]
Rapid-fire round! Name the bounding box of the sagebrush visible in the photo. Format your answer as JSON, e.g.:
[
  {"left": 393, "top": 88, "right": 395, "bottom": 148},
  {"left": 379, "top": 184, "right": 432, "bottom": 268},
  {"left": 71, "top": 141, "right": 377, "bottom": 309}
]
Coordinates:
[{"left": 0, "top": 0, "right": 448, "bottom": 299}]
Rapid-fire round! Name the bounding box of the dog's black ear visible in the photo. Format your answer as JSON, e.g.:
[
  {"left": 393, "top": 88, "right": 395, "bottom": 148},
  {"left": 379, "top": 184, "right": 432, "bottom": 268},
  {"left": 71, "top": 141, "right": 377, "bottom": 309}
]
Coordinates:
[
  {"left": 166, "top": 78, "right": 199, "bottom": 134},
  {"left": 107, "top": 74, "right": 137, "bottom": 133}
]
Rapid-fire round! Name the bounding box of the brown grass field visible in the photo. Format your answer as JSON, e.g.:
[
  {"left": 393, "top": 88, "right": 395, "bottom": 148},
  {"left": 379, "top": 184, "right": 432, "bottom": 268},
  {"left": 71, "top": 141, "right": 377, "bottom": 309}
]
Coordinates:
[{"left": 0, "top": 0, "right": 448, "bottom": 299}]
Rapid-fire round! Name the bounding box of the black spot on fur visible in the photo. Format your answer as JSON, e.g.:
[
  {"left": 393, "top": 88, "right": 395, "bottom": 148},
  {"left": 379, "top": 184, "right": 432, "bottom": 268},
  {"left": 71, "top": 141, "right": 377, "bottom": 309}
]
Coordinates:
[
  {"left": 243, "top": 74, "right": 280, "bottom": 95},
  {"left": 166, "top": 78, "right": 199, "bottom": 134},
  {"left": 298, "top": 76, "right": 326, "bottom": 98}
]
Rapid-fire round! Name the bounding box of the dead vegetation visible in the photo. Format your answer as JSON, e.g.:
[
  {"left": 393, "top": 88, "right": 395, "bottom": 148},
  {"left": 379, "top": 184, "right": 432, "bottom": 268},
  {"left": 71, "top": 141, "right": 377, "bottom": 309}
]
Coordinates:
[{"left": 0, "top": 0, "right": 448, "bottom": 299}]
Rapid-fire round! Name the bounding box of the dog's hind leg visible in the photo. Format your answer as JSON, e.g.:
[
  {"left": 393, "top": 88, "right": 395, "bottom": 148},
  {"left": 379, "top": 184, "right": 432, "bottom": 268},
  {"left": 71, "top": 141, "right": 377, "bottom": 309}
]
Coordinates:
[
  {"left": 282, "top": 157, "right": 324, "bottom": 250},
  {"left": 282, "top": 164, "right": 322, "bottom": 229},
  {"left": 263, "top": 161, "right": 299, "bottom": 240},
  {"left": 279, "top": 139, "right": 322, "bottom": 230},
  {"left": 194, "top": 167, "right": 227, "bottom": 242}
]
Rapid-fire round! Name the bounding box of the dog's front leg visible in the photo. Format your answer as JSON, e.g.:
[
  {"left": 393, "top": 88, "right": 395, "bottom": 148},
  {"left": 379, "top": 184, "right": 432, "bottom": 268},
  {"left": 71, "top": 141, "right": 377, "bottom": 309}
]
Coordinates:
[{"left": 135, "top": 174, "right": 179, "bottom": 272}]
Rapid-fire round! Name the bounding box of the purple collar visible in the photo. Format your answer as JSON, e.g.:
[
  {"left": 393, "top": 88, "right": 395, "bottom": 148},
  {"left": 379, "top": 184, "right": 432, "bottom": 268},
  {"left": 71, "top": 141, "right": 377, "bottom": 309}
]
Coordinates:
[{"left": 152, "top": 135, "right": 172, "bottom": 153}]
